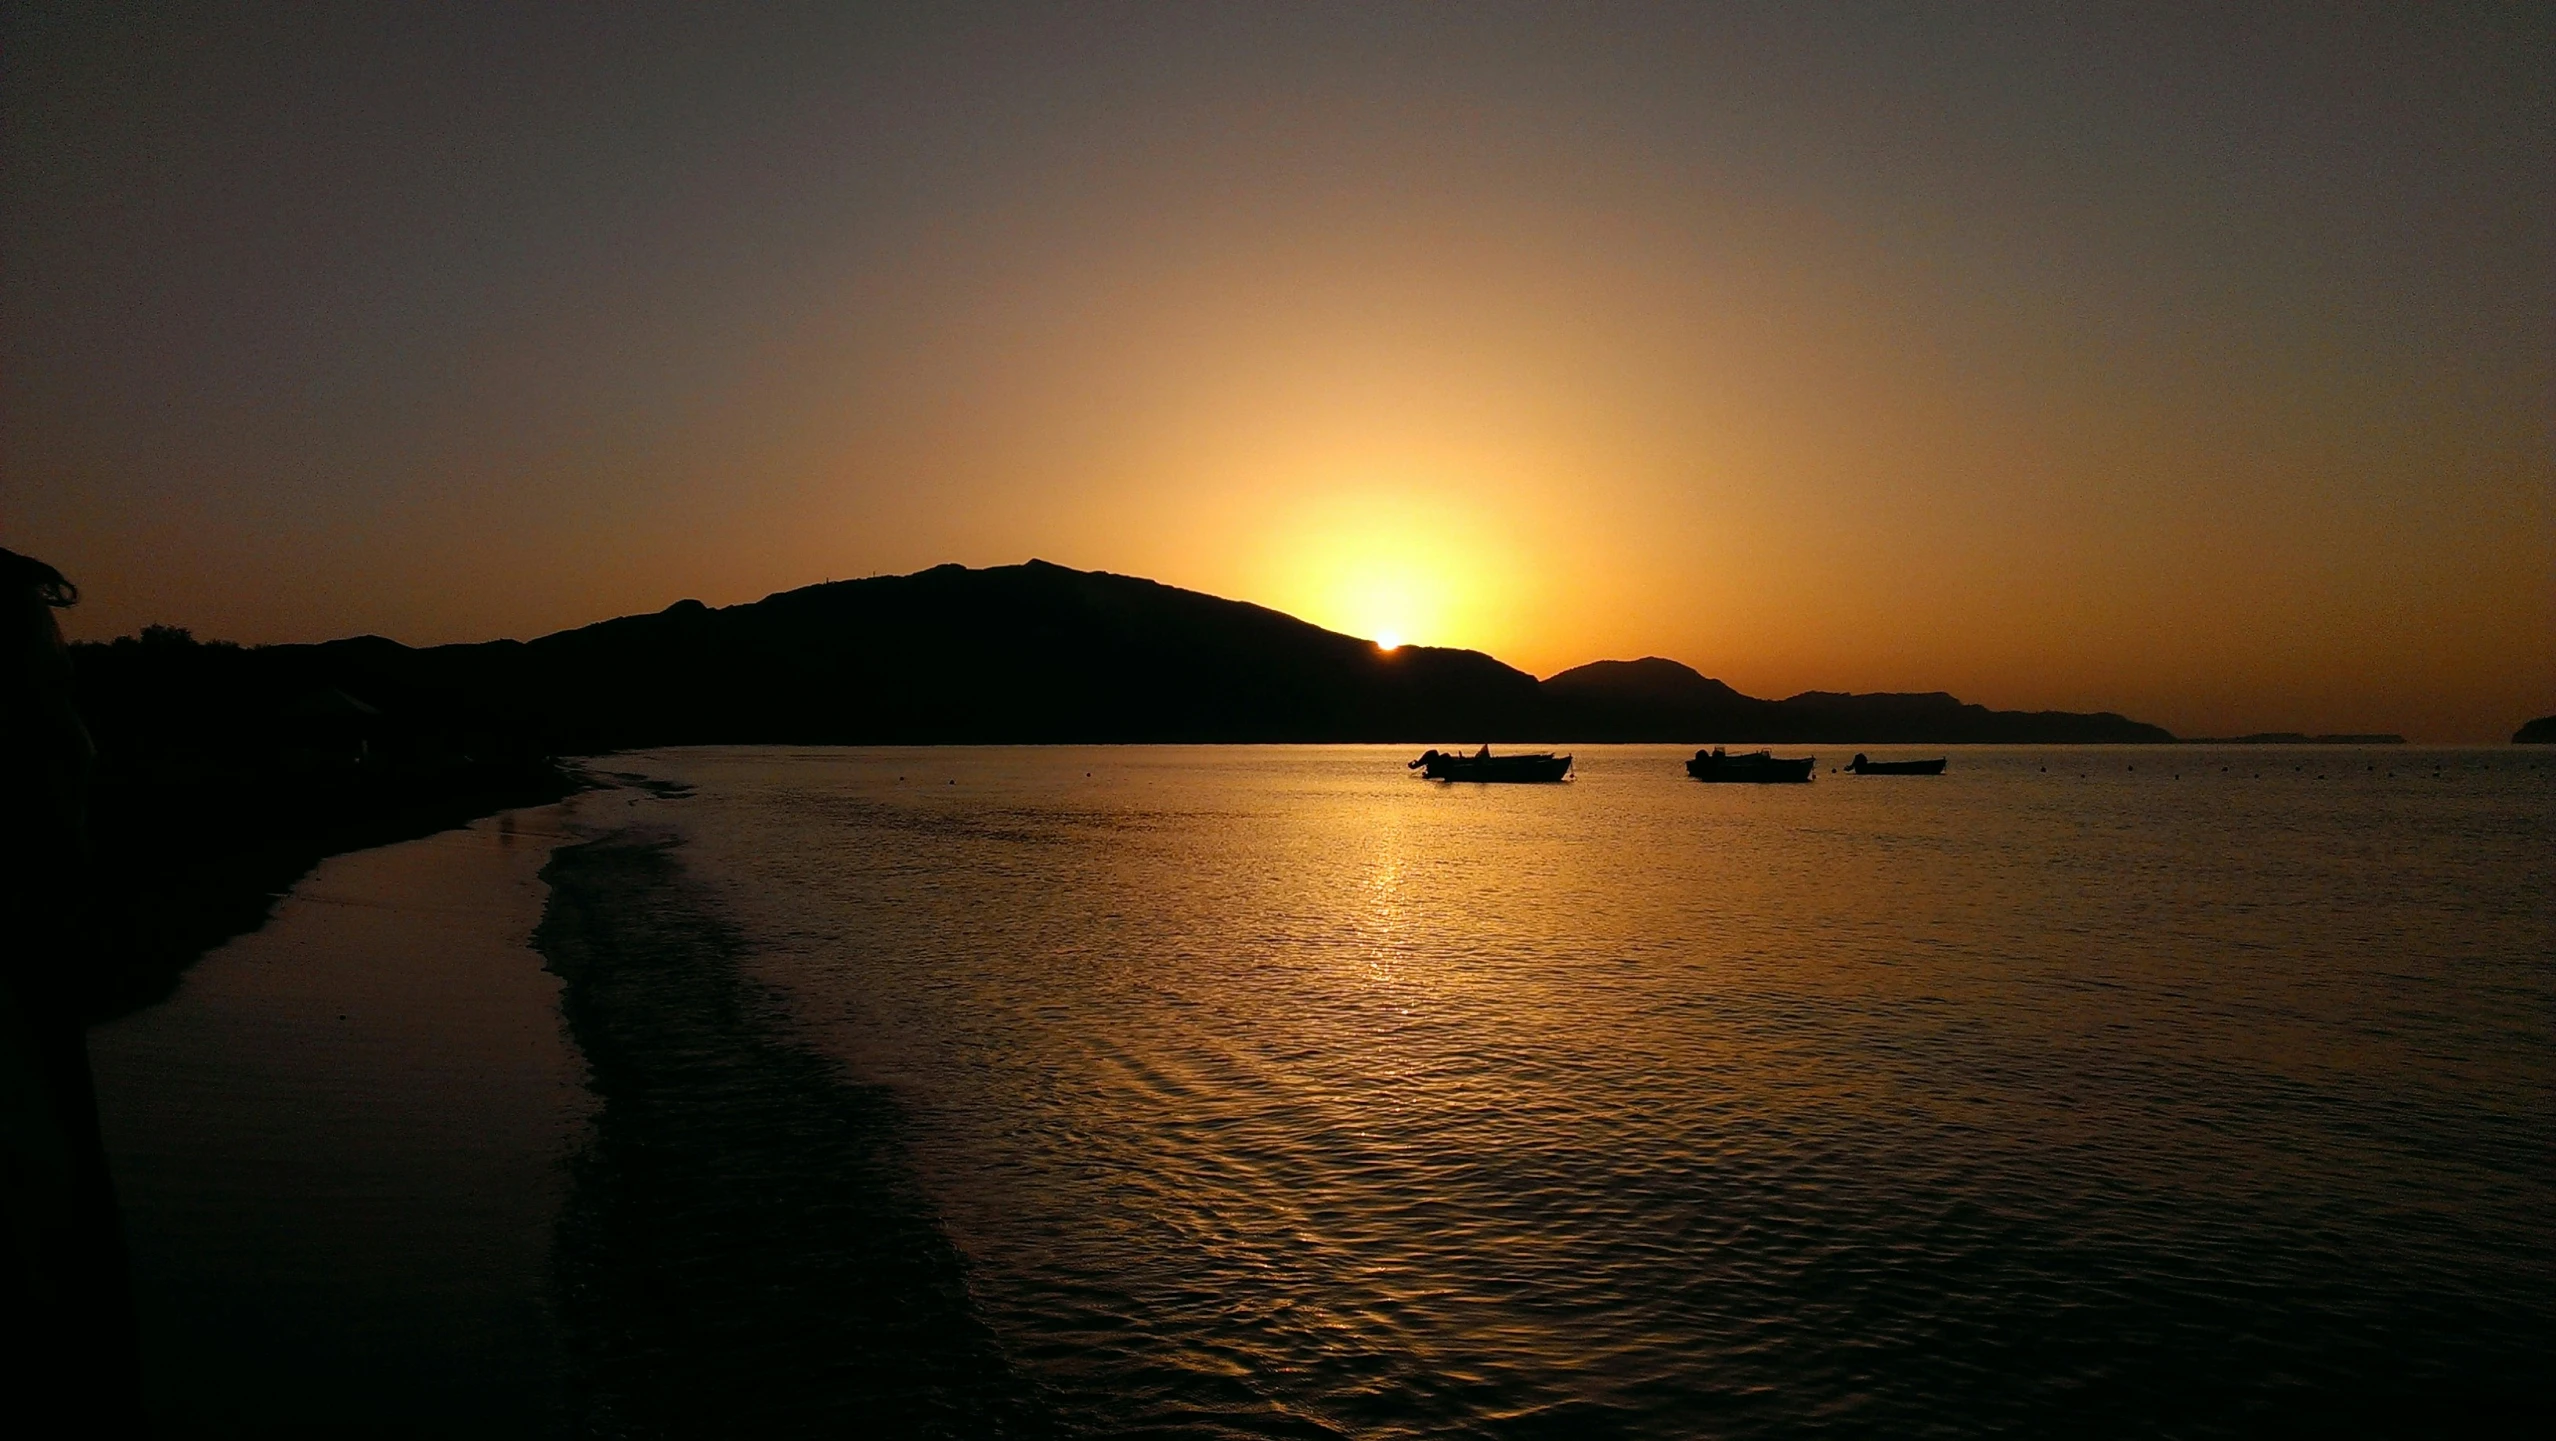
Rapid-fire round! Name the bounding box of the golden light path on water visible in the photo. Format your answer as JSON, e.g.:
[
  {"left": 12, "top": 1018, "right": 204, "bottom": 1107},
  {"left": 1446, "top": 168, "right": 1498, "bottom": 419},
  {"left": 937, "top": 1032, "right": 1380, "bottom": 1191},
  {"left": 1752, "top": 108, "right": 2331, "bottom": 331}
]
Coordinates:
[{"left": 609, "top": 744, "right": 2554, "bottom": 1438}]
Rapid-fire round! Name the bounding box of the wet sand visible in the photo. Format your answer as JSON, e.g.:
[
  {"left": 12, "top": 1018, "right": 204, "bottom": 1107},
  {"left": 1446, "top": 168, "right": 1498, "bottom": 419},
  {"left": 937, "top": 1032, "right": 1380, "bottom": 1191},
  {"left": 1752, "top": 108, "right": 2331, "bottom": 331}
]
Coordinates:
[{"left": 90, "top": 806, "right": 592, "bottom": 1434}]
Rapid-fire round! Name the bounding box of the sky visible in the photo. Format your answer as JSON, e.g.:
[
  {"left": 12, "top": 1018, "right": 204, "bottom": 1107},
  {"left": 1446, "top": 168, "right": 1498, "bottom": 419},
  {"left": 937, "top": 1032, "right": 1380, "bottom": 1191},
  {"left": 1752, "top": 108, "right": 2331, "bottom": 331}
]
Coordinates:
[{"left": 4, "top": 3, "right": 2548, "bottom": 739}]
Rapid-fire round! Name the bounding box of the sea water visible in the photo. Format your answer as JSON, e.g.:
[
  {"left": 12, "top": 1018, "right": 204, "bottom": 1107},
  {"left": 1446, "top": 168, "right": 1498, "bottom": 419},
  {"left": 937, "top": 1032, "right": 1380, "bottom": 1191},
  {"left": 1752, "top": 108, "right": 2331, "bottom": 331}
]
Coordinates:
[{"left": 583, "top": 744, "right": 2554, "bottom": 1437}]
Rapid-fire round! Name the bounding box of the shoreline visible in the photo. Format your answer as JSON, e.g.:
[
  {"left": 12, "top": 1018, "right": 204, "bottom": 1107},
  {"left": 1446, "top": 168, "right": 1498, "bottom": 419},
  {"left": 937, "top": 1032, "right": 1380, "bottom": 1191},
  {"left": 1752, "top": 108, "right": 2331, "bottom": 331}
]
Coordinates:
[
  {"left": 78, "top": 756, "right": 579, "bottom": 1026},
  {"left": 91, "top": 774, "right": 1053, "bottom": 1432}
]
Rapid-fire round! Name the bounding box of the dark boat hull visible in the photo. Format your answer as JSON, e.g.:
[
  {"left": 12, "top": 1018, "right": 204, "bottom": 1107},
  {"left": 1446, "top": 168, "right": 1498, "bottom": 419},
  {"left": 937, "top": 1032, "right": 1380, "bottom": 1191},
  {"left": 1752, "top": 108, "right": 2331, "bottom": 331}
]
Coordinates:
[
  {"left": 1416, "top": 753, "right": 1573, "bottom": 782},
  {"left": 1848, "top": 757, "right": 1947, "bottom": 776},
  {"left": 1686, "top": 751, "right": 1815, "bottom": 783}
]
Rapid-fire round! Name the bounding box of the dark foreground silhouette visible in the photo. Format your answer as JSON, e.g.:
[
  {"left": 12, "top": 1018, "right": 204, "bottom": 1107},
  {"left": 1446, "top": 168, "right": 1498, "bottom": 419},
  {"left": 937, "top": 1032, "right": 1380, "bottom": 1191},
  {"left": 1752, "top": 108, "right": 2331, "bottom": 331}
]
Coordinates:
[
  {"left": 141, "top": 560, "right": 2174, "bottom": 750},
  {"left": 0, "top": 548, "right": 145, "bottom": 1427},
  {"left": 68, "top": 627, "right": 572, "bottom": 1022},
  {"left": 2516, "top": 716, "right": 2556, "bottom": 744}
]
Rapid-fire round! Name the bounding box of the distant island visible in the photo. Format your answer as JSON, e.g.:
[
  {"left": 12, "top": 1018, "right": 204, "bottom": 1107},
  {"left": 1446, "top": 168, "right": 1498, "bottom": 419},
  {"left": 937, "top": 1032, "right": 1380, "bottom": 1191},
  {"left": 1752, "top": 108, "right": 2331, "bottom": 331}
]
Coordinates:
[
  {"left": 2517, "top": 716, "right": 2556, "bottom": 744},
  {"left": 1536, "top": 656, "right": 2169, "bottom": 745},
  {"left": 2180, "top": 733, "right": 2406, "bottom": 745},
  {"left": 76, "top": 560, "right": 2177, "bottom": 752}
]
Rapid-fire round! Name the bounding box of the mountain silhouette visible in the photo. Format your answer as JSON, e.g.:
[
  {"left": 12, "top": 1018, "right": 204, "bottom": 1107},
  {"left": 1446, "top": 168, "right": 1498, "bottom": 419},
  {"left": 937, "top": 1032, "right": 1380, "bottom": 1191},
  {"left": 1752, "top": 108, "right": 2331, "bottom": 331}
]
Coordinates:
[
  {"left": 356, "top": 560, "right": 1546, "bottom": 747},
  {"left": 1545, "top": 657, "right": 1755, "bottom": 715},
  {"left": 82, "top": 560, "right": 2174, "bottom": 749},
  {"left": 2516, "top": 716, "right": 2556, "bottom": 744},
  {"left": 257, "top": 560, "right": 2169, "bottom": 745},
  {"left": 1543, "top": 656, "right": 2169, "bottom": 744}
]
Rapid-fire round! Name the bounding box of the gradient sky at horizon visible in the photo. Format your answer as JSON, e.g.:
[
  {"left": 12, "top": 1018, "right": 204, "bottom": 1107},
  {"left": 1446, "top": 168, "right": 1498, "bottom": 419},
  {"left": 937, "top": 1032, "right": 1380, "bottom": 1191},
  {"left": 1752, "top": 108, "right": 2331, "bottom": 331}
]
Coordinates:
[{"left": 5, "top": 3, "right": 2548, "bottom": 738}]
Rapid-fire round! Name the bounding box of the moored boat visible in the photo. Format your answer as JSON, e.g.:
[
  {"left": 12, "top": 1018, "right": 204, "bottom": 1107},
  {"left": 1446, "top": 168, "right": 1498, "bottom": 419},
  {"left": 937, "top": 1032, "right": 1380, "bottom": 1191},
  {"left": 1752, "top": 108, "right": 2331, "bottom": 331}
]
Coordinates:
[
  {"left": 1846, "top": 753, "right": 1947, "bottom": 776},
  {"left": 1686, "top": 748, "right": 1815, "bottom": 783},
  {"left": 1409, "top": 747, "right": 1574, "bottom": 782}
]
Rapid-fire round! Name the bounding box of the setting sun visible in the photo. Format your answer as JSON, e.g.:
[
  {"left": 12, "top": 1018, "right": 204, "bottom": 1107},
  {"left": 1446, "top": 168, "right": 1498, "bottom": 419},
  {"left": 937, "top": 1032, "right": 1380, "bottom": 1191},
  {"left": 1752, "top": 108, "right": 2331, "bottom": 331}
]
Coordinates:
[{"left": 1229, "top": 482, "right": 1565, "bottom": 663}]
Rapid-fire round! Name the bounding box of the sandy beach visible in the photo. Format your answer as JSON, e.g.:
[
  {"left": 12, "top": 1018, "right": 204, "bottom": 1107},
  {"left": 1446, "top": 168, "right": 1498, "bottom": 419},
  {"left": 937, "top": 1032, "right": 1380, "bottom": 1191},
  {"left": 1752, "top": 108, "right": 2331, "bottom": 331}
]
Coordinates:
[{"left": 89, "top": 805, "right": 593, "bottom": 1434}]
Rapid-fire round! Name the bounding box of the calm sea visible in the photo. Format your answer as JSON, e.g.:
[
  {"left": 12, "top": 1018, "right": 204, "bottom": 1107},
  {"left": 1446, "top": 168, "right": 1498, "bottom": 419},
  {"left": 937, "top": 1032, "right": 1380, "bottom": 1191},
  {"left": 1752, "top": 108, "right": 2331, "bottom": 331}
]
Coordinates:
[
  {"left": 94, "top": 744, "right": 2554, "bottom": 1437},
  {"left": 595, "top": 744, "right": 2554, "bottom": 1437}
]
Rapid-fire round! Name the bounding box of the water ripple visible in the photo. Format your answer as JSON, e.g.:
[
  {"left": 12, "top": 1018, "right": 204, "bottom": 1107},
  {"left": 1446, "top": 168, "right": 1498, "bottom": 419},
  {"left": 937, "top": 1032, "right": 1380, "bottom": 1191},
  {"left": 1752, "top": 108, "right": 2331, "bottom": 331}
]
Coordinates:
[{"left": 628, "top": 745, "right": 2553, "bottom": 1438}]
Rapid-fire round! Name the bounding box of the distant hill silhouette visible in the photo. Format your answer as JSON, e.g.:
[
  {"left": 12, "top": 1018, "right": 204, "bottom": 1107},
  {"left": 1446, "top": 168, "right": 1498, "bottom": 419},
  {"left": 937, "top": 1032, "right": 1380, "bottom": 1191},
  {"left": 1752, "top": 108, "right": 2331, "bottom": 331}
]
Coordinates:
[
  {"left": 366, "top": 560, "right": 1546, "bottom": 747},
  {"left": 79, "top": 560, "right": 2176, "bottom": 749},
  {"left": 1543, "top": 657, "right": 1756, "bottom": 732},
  {"left": 2517, "top": 716, "right": 2556, "bottom": 744},
  {"left": 1543, "top": 657, "right": 2172, "bottom": 744},
  {"left": 2178, "top": 732, "right": 2405, "bottom": 745}
]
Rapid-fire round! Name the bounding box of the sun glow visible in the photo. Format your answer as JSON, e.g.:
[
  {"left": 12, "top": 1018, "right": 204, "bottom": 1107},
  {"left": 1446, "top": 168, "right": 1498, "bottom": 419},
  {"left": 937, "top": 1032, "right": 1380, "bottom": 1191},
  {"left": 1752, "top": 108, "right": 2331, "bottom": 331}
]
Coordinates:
[{"left": 1239, "top": 483, "right": 1549, "bottom": 660}]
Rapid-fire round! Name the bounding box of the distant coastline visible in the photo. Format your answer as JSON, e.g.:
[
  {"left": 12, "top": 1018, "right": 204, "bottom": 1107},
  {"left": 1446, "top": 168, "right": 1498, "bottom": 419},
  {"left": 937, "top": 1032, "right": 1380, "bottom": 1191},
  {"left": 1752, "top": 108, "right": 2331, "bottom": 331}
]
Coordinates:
[
  {"left": 2180, "top": 733, "right": 2407, "bottom": 745},
  {"left": 76, "top": 561, "right": 2180, "bottom": 753},
  {"left": 79, "top": 558, "right": 2442, "bottom": 1011}
]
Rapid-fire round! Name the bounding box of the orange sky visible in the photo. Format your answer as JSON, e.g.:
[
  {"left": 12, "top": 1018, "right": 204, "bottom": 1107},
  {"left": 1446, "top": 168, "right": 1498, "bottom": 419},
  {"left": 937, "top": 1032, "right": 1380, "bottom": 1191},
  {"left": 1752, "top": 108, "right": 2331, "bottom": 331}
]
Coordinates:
[{"left": 5, "top": 6, "right": 2549, "bottom": 738}]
